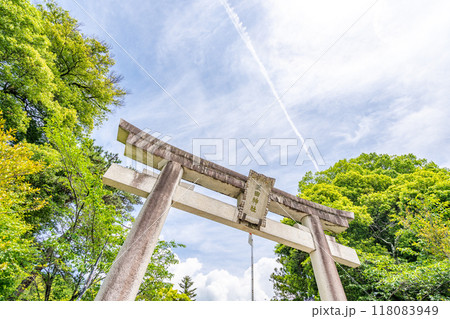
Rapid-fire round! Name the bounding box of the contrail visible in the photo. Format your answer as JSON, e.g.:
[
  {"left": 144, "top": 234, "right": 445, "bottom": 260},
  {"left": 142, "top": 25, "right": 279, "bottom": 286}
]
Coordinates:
[{"left": 220, "top": 0, "right": 320, "bottom": 171}]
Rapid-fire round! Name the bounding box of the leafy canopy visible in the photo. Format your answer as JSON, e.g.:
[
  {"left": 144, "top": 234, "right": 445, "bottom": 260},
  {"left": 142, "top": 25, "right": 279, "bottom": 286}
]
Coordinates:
[
  {"left": 271, "top": 153, "right": 450, "bottom": 301},
  {"left": 0, "top": 0, "right": 184, "bottom": 301},
  {"left": 0, "top": 114, "right": 45, "bottom": 299},
  {"left": 0, "top": 0, "right": 125, "bottom": 143}
]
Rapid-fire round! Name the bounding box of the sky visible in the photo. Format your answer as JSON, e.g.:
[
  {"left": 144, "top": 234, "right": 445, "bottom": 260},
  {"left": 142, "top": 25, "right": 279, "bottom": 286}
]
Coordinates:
[{"left": 44, "top": 0, "right": 450, "bottom": 300}]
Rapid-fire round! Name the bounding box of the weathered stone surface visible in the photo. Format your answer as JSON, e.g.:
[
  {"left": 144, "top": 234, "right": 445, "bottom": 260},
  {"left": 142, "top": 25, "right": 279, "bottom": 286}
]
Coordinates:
[
  {"left": 95, "top": 161, "right": 183, "bottom": 301},
  {"left": 302, "top": 215, "right": 347, "bottom": 301}
]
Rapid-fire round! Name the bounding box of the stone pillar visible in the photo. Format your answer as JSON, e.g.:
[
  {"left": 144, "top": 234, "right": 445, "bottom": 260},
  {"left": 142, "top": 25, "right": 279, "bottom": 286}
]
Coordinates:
[
  {"left": 95, "top": 161, "right": 183, "bottom": 301},
  {"left": 302, "top": 215, "right": 347, "bottom": 301}
]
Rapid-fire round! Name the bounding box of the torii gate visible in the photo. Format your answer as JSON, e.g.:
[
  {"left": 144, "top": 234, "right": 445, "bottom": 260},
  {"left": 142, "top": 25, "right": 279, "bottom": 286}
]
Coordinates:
[{"left": 95, "top": 120, "right": 360, "bottom": 301}]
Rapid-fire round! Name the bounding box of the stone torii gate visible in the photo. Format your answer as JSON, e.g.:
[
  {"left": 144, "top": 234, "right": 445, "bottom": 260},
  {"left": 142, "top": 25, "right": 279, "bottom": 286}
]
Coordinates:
[{"left": 95, "top": 120, "right": 360, "bottom": 301}]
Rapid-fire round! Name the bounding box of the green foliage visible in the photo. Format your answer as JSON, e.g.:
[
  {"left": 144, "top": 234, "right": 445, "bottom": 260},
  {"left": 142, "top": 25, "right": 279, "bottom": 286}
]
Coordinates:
[
  {"left": 136, "top": 241, "right": 190, "bottom": 301},
  {"left": 0, "top": 0, "right": 124, "bottom": 143},
  {"left": 0, "top": 114, "right": 44, "bottom": 299},
  {"left": 38, "top": 1, "right": 125, "bottom": 132},
  {"left": 0, "top": 0, "right": 56, "bottom": 137},
  {"left": 0, "top": 114, "right": 45, "bottom": 213},
  {"left": 271, "top": 238, "right": 317, "bottom": 301},
  {"left": 0, "top": 213, "right": 38, "bottom": 300},
  {"left": 272, "top": 153, "right": 450, "bottom": 301},
  {"left": 398, "top": 196, "right": 449, "bottom": 259},
  {"left": 179, "top": 275, "right": 197, "bottom": 300},
  {"left": 6, "top": 118, "right": 138, "bottom": 301},
  {"left": 153, "top": 287, "right": 191, "bottom": 301},
  {"left": 0, "top": 0, "right": 184, "bottom": 301}
]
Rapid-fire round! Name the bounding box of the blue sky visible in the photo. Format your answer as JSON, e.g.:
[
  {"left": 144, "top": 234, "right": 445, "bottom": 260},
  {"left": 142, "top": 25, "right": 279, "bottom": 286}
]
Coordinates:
[{"left": 45, "top": 0, "right": 450, "bottom": 300}]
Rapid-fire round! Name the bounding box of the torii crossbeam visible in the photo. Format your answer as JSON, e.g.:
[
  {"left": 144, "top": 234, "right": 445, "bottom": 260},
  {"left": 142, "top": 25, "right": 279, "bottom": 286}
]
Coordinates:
[{"left": 95, "top": 120, "right": 360, "bottom": 301}]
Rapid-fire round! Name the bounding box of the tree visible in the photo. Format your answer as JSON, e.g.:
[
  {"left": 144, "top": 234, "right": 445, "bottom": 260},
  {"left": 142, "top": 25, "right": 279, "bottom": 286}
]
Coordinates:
[
  {"left": 0, "top": 114, "right": 45, "bottom": 300},
  {"left": 136, "top": 241, "right": 190, "bottom": 301},
  {"left": 0, "top": 0, "right": 130, "bottom": 300},
  {"left": 271, "top": 153, "right": 450, "bottom": 301},
  {"left": 0, "top": 0, "right": 185, "bottom": 301},
  {"left": 271, "top": 225, "right": 317, "bottom": 301},
  {"left": 0, "top": 0, "right": 55, "bottom": 139},
  {"left": 6, "top": 119, "right": 138, "bottom": 301},
  {"left": 0, "top": 0, "right": 125, "bottom": 143},
  {"left": 179, "top": 275, "right": 197, "bottom": 301}
]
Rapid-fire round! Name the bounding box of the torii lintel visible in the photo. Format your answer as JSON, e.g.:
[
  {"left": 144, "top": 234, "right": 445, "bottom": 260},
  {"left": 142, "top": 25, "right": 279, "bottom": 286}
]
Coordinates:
[{"left": 117, "top": 119, "right": 354, "bottom": 233}]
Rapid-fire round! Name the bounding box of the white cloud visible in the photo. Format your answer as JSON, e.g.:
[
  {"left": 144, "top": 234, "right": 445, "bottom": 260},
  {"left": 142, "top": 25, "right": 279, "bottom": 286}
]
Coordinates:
[
  {"left": 170, "top": 257, "right": 203, "bottom": 285},
  {"left": 67, "top": 0, "right": 450, "bottom": 168},
  {"left": 170, "top": 257, "right": 278, "bottom": 301},
  {"left": 335, "top": 116, "right": 375, "bottom": 145},
  {"left": 380, "top": 105, "right": 450, "bottom": 157}
]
